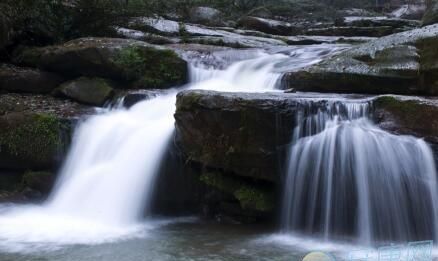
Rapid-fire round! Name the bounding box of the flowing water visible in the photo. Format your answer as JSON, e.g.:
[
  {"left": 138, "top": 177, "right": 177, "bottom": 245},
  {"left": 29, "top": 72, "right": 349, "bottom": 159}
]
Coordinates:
[
  {"left": 0, "top": 44, "right": 436, "bottom": 260},
  {"left": 281, "top": 100, "right": 438, "bottom": 245}
]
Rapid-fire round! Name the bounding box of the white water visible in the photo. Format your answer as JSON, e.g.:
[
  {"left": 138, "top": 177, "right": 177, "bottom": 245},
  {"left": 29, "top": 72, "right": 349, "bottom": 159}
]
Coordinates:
[
  {"left": 1, "top": 46, "right": 340, "bottom": 251},
  {"left": 281, "top": 100, "right": 438, "bottom": 245}
]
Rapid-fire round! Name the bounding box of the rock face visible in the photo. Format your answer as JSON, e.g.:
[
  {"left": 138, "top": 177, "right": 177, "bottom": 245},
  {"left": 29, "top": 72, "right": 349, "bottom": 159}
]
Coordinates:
[
  {"left": 423, "top": 0, "right": 438, "bottom": 26},
  {"left": 13, "top": 37, "right": 188, "bottom": 89},
  {"left": 0, "top": 64, "right": 64, "bottom": 94},
  {"left": 189, "top": 7, "right": 223, "bottom": 26},
  {"left": 374, "top": 96, "right": 438, "bottom": 143},
  {"left": 175, "top": 90, "right": 315, "bottom": 182},
  {"left": 55, "top": 77, "right": 114, "bottom": 106},
  {"left": 0, "top": 93, "right": 91, "bottom": 170},
  {"left": 283, "top": 24, "right": 438, "bottom": 95}
]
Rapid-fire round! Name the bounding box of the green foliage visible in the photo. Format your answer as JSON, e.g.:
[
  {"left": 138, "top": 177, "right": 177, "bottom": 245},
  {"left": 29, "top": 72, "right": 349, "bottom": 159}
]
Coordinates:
[
  {"left": 114, "top": 45, "right": 187, "bottom": 88},
  {"left": 200, "top": 172, "right": 274, "bottom": 212}
]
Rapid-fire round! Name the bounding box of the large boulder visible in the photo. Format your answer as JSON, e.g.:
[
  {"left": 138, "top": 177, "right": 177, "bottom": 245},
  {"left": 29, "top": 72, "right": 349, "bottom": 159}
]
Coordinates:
[
  {"left": 189, "top": 7, "right": 223, "bottom": 26},
  {"left": 55, "top": 77, "right": 114, "bottom": 106},
  {"left": 175, "top": 90, "right": 315, "bottom": 182},
  {"left": 13, "top": 37, "right": 188, "bottom": 89},
  {"left": 423, "top": 0, "right": 438, "bottom": 26},
  {"left": 0, "top": 64, "right": 64, "bottom": 94},
  {"left": 283, "top": 24, "right": 438, "bottom": 95}
]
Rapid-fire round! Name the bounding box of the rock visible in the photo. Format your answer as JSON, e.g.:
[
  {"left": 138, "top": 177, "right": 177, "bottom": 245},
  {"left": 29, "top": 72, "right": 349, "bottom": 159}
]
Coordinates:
[
  {"left": 237, "top": 16, "right": 300, "bottom": 36},
  {"left": 175, "top": 90, "right": 321, "bottom": 182},
  {"left": 339, "top": 8, "right": 379, "bottom": 17},
  {"left": 189, "top": 7, "right": 223, "bottom": 26},
  {"left": 22, "top": 171, "right": 55, "bottom": 195},
  {"left": 423, "top": 0, "right": 438, "bottom": 26},
  {"left": 55, "top": 77, "right": 114, "bottom": 106},
  {"left": 304, "top": 26, "right": 396, "bottom": 37},
  {"left": 283, "top": 24, "right": 438, "bottom": 95},
  {"left": 13, "top": 37, "right": 188, "bottom": 89},
  {"left": 0, "top": 112, "right": 69, "bottom": 170},
  {"left": 114, "top": 27, "right": 179, "bottom": 44},
  {"left": 390, "top": 4, "right": 426, "bottom": 20},
  {"left": 374, "top": 96, "right": 438, "bottom": 143},
  {"left": 342, "top": 16, "right": 420, "bottom": 29},
  {"left": 0, "top": 64, "right": 64, "bottom": 94}
]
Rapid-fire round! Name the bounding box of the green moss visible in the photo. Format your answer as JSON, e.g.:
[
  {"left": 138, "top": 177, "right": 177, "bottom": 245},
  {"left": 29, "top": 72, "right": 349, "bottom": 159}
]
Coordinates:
[
  {"left": 114, "top": 45, "right": 187, "bottom": 89},
  {"left": 200, "top": 171, "right": 274, "bottom": 212},
  {"left": 0, "top": 113, "right": 62, "bottom": 165},
  {"left": 234, "top": 186, "right": 273, "bottom": 212}
]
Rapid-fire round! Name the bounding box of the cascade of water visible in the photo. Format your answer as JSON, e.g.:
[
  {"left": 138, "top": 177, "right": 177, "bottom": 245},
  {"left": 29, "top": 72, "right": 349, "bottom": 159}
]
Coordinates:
[
  {"left": 281, "top": 100, "right": 438, "bottom": 245},
  {"left": 1, "top": 46, "right": 339, "bottom": 250}
]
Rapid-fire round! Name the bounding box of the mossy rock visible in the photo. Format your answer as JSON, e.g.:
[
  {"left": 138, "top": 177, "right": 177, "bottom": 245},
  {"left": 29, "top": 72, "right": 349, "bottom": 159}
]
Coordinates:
[
  {"left": 55, "top": 77, "right": 114, "bottom": 106},
  {"left": 200, "top": 171, "right": 274, "bottom": 212},
  {"left": 13, "top": 37, "right": 188, "bottom": 89},
  {"left": 0, "top": 112, "right": 65, "bottom": 169},
  {"left": 114, "top": 45, "right": 188, "bottom": 89}
]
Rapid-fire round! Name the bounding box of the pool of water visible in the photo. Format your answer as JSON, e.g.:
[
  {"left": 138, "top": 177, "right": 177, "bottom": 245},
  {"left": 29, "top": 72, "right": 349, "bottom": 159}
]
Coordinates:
[{"left": 0, "top": 219, "right": 314, "bottom": 261}]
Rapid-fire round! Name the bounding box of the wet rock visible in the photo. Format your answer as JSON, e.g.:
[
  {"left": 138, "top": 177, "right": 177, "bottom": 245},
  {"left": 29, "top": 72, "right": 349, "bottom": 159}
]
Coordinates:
[
  {"left": 55, "top": 77, "right": 114, "bottom": 106},
  {"left": 423, "top": 0, "right": 438, "bottom": 26},
  {"left": 189, "top": 7, "right": 223, "bottom": 26},
  {"left": 13, "top": 37, "right": 188, "bottom": 89},
  {"left": 0, "top": 64, "right": 64, "bottom": 94},
  {"left": 373, "top": 96, "right": 438, "bottom": 143},
  {"left": 338, "top": 8, "right": 379, "bottom": 17},
  {"left": 237, "top": 16, "right": 300, "bottom": 36},
  {"left": 114, "top": 27, "right": 180, "bottom": 44},
  {"left": 283, "top": 24, "right": 438, "bottom": 95},
  {"left": 175, "top": 90, "right": 319, "bottom": 182}
]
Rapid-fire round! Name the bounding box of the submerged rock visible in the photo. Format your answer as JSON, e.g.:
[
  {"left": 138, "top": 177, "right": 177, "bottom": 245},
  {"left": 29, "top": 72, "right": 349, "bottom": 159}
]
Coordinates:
[
  {"left": 0, "top": 64, "right": 64, "bottom": 94},
  {"left": 13, "top": 37, "right": 188, "bottom": 89},
  {"left": 423, "top": 0, "right": 438, "bottom": 26},
  {"left": 55, "top": 77, "right": 114, "bottom": 106},
  {"left": 283, "top": 24, "right": 438, "bottom": 95}
]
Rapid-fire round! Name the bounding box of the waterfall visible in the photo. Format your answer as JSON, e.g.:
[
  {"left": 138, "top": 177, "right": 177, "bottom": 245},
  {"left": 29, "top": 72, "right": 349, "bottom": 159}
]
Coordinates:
[{"left": 281, "top": 100, "right": 438, "bottom": 245}]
